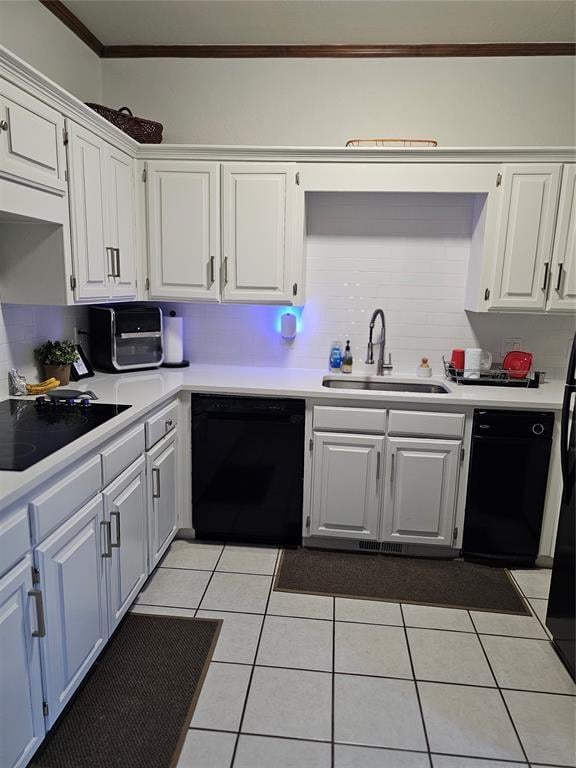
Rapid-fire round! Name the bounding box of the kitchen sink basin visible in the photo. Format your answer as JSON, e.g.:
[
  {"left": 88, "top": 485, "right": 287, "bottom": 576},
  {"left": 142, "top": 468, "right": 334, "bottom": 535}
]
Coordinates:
[{"left": 322, "top": 376, "right": 451, "bottom": 394}]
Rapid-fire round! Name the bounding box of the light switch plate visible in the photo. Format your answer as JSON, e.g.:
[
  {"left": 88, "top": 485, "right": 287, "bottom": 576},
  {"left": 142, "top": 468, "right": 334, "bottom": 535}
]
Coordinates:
[{"left": 501, "top": 337, "right": 524, "bottom": 358}]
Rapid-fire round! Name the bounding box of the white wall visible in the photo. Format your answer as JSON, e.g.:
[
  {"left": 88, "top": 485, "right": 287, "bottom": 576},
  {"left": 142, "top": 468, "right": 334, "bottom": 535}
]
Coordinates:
[
  {"left": 0, "top": 0, "right": 102, "bottom": 102},
  {"left": 170, "top": 192, "right": 573, "bottom": 379},
  {"left": 101, "top": 57, "right": 575, "bottom": 145}
]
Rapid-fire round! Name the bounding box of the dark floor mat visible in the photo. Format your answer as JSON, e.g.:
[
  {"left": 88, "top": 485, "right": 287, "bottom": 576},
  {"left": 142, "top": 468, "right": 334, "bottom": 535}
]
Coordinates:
[
  {"left": 275, "top": 548, "right": 529, "bottom": 615},
  {"left": 30, "top": 614, "right": 221, "bottom": 768}
]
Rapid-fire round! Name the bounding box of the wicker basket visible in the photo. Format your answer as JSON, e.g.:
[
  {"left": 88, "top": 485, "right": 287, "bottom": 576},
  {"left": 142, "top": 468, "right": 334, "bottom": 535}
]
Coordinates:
[
  {"left": 346, "top": 138, "right": 438, "bottom": 147},
  {"left": 86, "top": 104, "right": 163, "bottom": 144}
]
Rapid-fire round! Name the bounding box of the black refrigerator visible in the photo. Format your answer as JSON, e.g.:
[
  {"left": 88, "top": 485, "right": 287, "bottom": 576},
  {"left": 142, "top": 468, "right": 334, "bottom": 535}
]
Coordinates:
[{"left": 546, "top": 333, "right": 576, "bottom": 680}]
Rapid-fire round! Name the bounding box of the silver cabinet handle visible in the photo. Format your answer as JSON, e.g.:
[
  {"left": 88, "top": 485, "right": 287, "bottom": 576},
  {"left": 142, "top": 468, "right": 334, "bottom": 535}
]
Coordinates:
[
  {"left": 152, "top": 467, "right": 161, "bottom": 498},
  {"left": 110, "top": 510, "right": 121, "bottom": 547},
  {"left": 209, "top": 256, "right": 215, "bottom": 286},
  {"left": 106, "top": 247, "right": 115, "bottom": 278},
  {"left": 376, "top": 451, "right": 381, "bottom": 485},
  {"left": 0, "top": 119, "right": 8, "bottom": 132},
  {"left": 114, "top": 248, "right": 121, "bottom": 278},
  {"left": 223, "top": 256, "right": 229, "bottom": 285},
  {"left": 165, "top": 419, "right": 173, "bottom": 431},
  {"left": 101, "top": 520, "right": 112, "bottom": 557},
  {"left": 556, "top": 263, "right": 563, "bottom": 293},
  {"left": 390, "top": 453, "right": 396, "bottom": 487},
  {"left": 28, "top": 589, "right": 46, "bottom": 638},
  {"left": 542, "top": 262, "right": 550, "bottom": 292}
]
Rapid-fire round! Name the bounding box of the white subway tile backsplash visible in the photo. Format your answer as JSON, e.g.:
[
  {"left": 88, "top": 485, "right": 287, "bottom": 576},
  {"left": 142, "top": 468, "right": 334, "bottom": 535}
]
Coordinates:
[
  {"left": 0, "top": 303, "right": 87, "bottom": 398},
  {"left": 177, "top": 192, "right": 572, "bottom": 378}
]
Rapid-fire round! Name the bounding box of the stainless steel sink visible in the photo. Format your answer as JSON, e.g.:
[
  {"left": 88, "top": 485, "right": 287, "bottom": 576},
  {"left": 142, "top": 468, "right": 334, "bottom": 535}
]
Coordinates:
[{"left": 322, "top": 376, "right": 451, "bottom": 394}]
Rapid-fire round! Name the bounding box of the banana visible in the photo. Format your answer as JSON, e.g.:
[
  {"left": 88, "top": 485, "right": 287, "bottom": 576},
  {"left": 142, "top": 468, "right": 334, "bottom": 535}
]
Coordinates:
[{"left": 26, "top": 379, "right": 61, "bottom": 394}]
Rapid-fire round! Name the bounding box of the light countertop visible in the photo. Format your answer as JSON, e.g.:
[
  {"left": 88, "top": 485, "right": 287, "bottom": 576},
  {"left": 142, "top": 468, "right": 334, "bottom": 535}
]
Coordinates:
[{"left": 0, "top": 364, "right": 565, "bottom": 513}]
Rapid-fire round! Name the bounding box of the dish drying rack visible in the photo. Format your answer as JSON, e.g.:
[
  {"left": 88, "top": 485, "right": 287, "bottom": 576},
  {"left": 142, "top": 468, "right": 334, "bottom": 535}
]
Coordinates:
[{"left": 442, "top": 358, "right": 540, "bottom": 388}]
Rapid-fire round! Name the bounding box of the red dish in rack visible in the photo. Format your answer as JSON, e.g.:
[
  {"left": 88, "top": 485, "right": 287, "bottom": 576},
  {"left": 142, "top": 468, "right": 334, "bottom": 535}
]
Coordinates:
[{"left": 503, "top": 351, "right": 533, "bottom": 379}]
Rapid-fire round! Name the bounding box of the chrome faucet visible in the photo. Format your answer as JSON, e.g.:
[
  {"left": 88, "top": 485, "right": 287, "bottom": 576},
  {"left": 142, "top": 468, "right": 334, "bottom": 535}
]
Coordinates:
[{"left": 366, "top": 308, "right": 393, "bottom": 375}]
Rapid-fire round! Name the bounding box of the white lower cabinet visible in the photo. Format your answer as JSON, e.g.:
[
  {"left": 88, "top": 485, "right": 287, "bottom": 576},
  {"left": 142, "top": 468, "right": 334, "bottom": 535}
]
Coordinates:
[
  {"left": 102, "top": 456, "right": 148, "bottom": 632},
  {"left": 147, "top": 430, "right": 178, "bottom": 569},
  {"left": 310, "top": 433, "right": 383, "bottom": 540},
  {"left": 0, "top": 555, "right": 45, "bottom": 768},
  {"left": 34, "top": 494, "right": 108, "bottom": 728},
  {"left": 309, "top": 426, "right": 462, "bottom": 549},
  {"left": 382, "top": 437, "right": 461, "bottom": 547}
]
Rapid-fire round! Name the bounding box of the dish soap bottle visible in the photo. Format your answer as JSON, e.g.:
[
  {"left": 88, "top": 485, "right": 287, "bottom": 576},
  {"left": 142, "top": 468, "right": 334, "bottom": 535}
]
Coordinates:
[
  {"left": 329, "top": 341, "right": 343, "bottom": 373},
  {"left": 342, "top": 340, "right": 353, "bottom": 374}
]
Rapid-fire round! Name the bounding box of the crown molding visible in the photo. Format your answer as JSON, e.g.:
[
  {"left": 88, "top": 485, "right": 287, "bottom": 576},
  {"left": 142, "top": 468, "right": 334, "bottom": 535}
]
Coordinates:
[
  {"left": 101, "top": 43, "right": 576, "bottom": 58},
  {"left": 137, "top": 145, "right": 576, "bottom": 163},
  {"left": 38, "top": 1, "right": 576, "bottom": 59}
]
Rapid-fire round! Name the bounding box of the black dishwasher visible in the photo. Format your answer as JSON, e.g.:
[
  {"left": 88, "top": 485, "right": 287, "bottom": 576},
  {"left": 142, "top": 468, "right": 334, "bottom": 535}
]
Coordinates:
[
  {"left": 462, "top": 409, "right": 554, "bottom": 566},
  {"left": 192, "top": 395, "right": 305, "bottom": 545}
]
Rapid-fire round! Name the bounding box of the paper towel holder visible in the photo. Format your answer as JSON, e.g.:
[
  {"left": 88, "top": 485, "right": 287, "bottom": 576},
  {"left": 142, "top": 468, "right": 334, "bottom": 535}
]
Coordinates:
[{"left": 161, "top": 310, "right": 190, "bottom": 368}]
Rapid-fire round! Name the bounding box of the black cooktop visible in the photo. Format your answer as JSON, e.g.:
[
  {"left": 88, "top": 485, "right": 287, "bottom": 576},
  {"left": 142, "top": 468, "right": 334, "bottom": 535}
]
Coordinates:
[{"left": 0, "top": 397, "right": 131, "bottom": 471}]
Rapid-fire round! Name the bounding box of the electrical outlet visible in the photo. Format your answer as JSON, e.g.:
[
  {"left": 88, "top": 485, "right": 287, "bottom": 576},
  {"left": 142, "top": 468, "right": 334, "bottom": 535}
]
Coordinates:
[{"left": 501, "top": 337, "right": 524, "bottom": 358}]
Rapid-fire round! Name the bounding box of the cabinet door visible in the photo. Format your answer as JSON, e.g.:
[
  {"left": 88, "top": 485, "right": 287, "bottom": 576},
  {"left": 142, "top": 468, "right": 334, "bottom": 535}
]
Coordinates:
[
  {"left": 0, "top": 80, "right": 66, "bottom": 194},
  {"left": 548, "top": 164, "right": 576, "bottom": 313},
  {"left": 382, "top": 438, "right": 460, "bottom": 547},
  {"left": 103, "top": 457, "right": 148, "bottom": 633},
  {"left": 222, "top": 163, "right": 299, "bottom": 304},
  {"left": 147, "top": 432, "right": 178, "bottom": 568},
  {"left": 310, "top": 433, "right": 383, "bottom": 540},
  {"left": 490, "top": 164, "right": 562, "bottom": 311},
  {"left": 35, "top": 495, "right": 108, "bottom": 727},
  {"left": 107, "top": 147, "right": 137, "bottom": 300},
  {"left": 146, "top": 161, "right": 220, "bottom": 301},
  {"left": 0, "top": 556, "right": 45, "bottom": 768},
  {"left": 67, "top": 123, "right": 111, "bottom": 301}
]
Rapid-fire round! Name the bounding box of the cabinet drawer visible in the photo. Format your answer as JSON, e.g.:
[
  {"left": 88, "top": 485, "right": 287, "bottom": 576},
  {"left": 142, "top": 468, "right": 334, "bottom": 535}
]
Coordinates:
[
  {"left": 30, "top": 455, "right": 102, "bottom": 543},
  {"left": 0, "top": 506, "right": 30, "bottom": 577},
  {"left": 145, "top": 400, "right": 179, "bottom": 448},
  {"left": 313, "top": 406, "right": 387, "bottom": 434},
  {"left": 388, "top": 410, "right": 465, "bottom": 439},
  {"left": 101, "top": 423, "right": 145, "bottom": 486}
]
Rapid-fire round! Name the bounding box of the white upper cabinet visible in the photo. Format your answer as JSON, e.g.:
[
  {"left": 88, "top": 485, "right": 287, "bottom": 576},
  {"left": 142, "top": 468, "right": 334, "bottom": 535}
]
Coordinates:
[
  {"left": 0, "top": 79, "right": 66, "bottom": 194},
  {"left": 67, "top": 123, "right": 138, "bottom": 302},
  {"left": 107, "top": 147, "right": 138, "bottom": 300},
  {"left": 548, "top": 164, "right": 576, "bottom": 312},
  {"left": 489, "top": 164, "right": 562, "bottom": 311},
  {"left": 146, "top": 162, "right": 220, "bottom": 301},
  {"left": 382, "top": 438, "right": 460, "bottom": 547},
  {"left": 310, "top": 432, "right": 383, "bottom": 540},
  {"left": 221, "top": 163, "right": 301, "bottom": 304},
  {"left": 0, "top": 556, "right": 45, "bottom": 768},
  {"left": 67, "top": 123, "right": 110, "bottom": 301}
]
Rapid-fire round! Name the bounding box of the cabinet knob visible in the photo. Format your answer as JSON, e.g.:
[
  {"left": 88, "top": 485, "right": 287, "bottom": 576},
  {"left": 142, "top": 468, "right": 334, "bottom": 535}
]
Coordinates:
[{"left": 0, "top": 120, "right": 8, "bottom": 132}]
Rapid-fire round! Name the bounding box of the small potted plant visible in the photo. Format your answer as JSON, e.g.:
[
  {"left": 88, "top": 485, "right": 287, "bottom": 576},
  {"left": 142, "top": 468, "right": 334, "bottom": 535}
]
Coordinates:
[{"left": 34, "top": 340, "right": 78, "bottom": 386}]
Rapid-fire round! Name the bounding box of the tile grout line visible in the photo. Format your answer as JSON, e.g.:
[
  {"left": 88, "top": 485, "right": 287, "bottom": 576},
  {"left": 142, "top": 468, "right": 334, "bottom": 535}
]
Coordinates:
[
  {"left": 192, "top": 544, "right": 228, "bottom": 620},
  {"left": 399, "top": 603, "right": 434, "bottom": 767},
  {"left": 228, "top": 547, "right": 282, "bottom": 768},
  {"left": 331, "top": 595, "right": 336, "bottom": 768},
  {"left": 469, "top": 607, "right": 532, "bottom": 765}
]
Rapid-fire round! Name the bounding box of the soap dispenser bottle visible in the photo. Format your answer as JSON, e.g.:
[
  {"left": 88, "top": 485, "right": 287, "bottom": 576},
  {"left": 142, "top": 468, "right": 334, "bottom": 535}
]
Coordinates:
[
  {"left": 329, "top": 341, "right": 343, "bottom": 372},
  {"left": 342, "top": 340, "right": 353, "bottom": 374}
]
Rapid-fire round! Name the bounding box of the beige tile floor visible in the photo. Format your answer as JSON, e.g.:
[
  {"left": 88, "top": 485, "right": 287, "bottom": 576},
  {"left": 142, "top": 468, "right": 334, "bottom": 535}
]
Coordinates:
[{"left": 132, "top": 541, "right": 576, "bottom": 768}]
